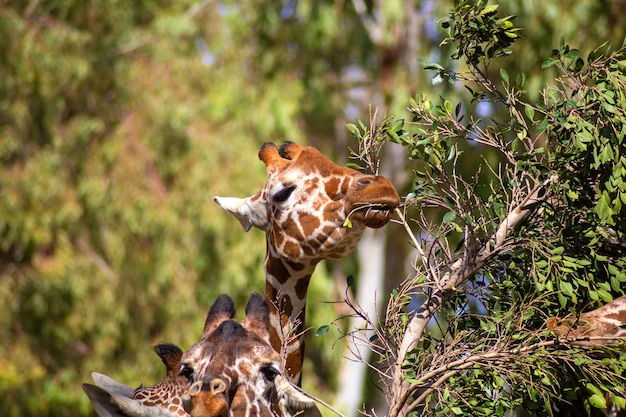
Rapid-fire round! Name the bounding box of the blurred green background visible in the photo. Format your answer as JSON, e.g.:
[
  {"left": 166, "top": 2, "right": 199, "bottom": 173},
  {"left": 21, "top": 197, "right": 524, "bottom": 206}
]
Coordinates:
[{"left": 0, "top": 1, "right": 624, "bottom": 416}]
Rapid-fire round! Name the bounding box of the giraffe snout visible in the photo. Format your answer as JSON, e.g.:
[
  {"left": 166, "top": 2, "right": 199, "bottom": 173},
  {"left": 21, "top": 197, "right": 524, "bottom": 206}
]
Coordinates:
[{"left": 184, "top": 378, "right": 229, "bottom": 417}]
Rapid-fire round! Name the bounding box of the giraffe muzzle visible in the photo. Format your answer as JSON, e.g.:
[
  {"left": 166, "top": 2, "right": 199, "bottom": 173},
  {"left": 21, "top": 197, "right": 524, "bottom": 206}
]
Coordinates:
[
  {"left": 183, "top": 378, "right": 229, "bottom": 417},
  {"left": 349, "top": 203, "right": 398, "bottom": 228}
]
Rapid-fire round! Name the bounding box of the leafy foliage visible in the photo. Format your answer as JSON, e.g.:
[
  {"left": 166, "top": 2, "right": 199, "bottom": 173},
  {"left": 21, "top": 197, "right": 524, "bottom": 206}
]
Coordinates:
[
  {"left": 532, "top": 42, "right": 626, "bottom": 314},
  {"left": 343, "top": 1, "right": 626, "bottom": 416},
  {"left": 2, "top": 1, "right": 626, "bottom": 416}
]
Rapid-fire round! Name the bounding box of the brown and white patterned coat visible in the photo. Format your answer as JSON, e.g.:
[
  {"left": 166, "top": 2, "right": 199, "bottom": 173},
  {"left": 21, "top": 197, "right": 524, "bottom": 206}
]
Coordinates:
[
  {"left": 546, "top": 294, "right": 626, "bottom": 345},
  {"left": 214, "top": 142, "right": 400, "bottom": 384},
  {"left": 83, "top": 294, "right": 314, "bottom": 417}
]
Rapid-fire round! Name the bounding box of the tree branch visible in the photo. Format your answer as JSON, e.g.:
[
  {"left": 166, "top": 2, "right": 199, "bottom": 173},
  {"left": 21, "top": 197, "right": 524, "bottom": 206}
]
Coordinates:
[{"left": 388, "top": 175, "right": 557, "bottom": 417}]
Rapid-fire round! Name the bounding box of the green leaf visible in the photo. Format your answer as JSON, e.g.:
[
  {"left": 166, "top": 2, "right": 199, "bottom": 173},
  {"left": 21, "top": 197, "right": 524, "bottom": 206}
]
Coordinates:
[
  {"left": 391, "top": 118, "right": 405, "bottom": 132},
  {"left": 344, "top": 162, "right": 364, "bottom": 170},
  {"left": 537, "top": 116, "right": 549, "bottom": 133},
  {"left": 550, "top": 246, "right": 565, "bottom": 256},
  {"left": 600, "top": 144, "right": 615, "bottom": 163},
  {"left": 500, "top": 67, "right": 509, "bottom": 84},
  {"left": 524, "top": 104, "right": 535, "bottom": 121},
  {"left": 346, "top": 123, "right": 360, "bottom": 138},
  {"left": 611, "top": 275, "right": 621, "bottom": 291},
  {"left": 446, "top": 146, "right": 456, "bottom": 162},
  {"left": 594, "top": 191, "right": 615, "bottom": 223},
  {"left": 315, "top": 325, "right": 329, "bottom": 336},
  {"left": 573, "top": 57, "right": 584, "bottom": 72},
  {"left": 598, "top": 288, "right": 614, "bottom": 302},
  {"left": 564, "top": 49, "right": 580, "bottom": 60},
  {"left": 480, "top": 4, "right": 499, "bottom": 15},
  {"left": 559, "top": 280, "right": 574, "bottom": 297},
  {"left": 443, "top": 211, "right": 457, "bottom": 223},
  {"left": 588, "top": 393, "right": 607, "bottom": 408},
  {"left": 613, "top": 395, "right": 626, "bottom": 408},
  {"left": 419, "top": 60, "right": 445, "bottom": 71},
  {"left": 602, "top": 102, "right": 617, "bottom": 114}
]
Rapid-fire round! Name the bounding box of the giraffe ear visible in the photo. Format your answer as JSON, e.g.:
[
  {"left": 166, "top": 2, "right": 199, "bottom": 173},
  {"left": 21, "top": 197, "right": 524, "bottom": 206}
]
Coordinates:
[
  {"left": 214, "top": 195, "right": 269, "bottom": 232},
  {"left": 203, "top": 294, "right": 236, "bottom": 336},
  {"left": 272, "top": 372, "right": 317, "bottom": 415},
  {"left": 83, "top": 383, "right": 127, "bottom": 417},
  {"left": 83, "top": 373, "right": 139, "bottom": 417},
  {"left": 153, "top": 343, "right": 183, "bottom": 376}
]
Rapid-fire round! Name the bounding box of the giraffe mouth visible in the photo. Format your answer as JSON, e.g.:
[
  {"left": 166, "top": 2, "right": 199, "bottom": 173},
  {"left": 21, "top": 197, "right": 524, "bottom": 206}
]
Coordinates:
[{"left": 348, "top": 204, "right": 396, "bottom": 228}]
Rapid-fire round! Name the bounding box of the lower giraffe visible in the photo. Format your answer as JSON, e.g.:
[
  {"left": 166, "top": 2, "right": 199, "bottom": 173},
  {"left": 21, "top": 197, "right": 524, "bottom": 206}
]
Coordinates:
[{"left": 83, "top": 294, "right": 314, "bottom": 417}]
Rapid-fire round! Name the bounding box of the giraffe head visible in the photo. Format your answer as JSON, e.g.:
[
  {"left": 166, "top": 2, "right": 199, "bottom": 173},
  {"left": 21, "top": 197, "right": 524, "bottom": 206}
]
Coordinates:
[
  {"left": 179, "top": 293, "right": 315, "bottom": 417},
  {"left": 83, "top": 342, "right": 190, "bottom": 417},
  {"left": 83, "top": 294, "right": 313, "bottom": 417},
  {"left": 214, "top": 142, "right": 401, "bottom": 263}
]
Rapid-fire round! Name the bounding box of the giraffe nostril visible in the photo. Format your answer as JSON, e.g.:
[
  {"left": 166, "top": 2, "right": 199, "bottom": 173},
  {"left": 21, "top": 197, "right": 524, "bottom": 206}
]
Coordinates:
[
  {"left": 209, "top": 378, "right": 227, "bottom": 395},
  {"left": 188, "top": 380, "right": 203, "bottom": 396}
]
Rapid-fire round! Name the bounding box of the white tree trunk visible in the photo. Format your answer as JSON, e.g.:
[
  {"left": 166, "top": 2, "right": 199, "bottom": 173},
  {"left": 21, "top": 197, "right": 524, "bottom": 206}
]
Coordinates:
[{"left": 337, "top": 227, "right": 387, "bottom": 416}]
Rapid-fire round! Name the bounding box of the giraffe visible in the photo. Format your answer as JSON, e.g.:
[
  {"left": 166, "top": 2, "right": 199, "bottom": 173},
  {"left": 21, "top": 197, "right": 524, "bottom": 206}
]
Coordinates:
[
  {"left": 546, "top": 295, "right": 626, "bottom": 417},
  {"left": 83, "top": 342, "right": 189, "bottom": 417},
  {"left": 180, "top": 293, "right": 315, "bottom": 417},
  {"left": 214, "top": 141, "right": 401, "bottom": 384},
  {"left": 83, "top": 293, "right": 314, "bottom": 417},
  {"left": 546, "top": 294, "right": 626, "bottom": 346}
]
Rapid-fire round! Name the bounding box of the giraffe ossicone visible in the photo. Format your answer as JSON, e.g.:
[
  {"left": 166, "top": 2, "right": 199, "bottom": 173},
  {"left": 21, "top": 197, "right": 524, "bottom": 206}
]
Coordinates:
[
  {"left": 214, "top": 141, "right": 401, "bottom": 383},
  {"left": 83, "top": 294, "right": 314, "bottom": 417}
]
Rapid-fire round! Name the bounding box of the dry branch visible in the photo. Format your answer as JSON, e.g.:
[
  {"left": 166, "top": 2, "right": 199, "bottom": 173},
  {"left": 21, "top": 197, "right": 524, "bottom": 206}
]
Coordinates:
[{"left": 387, "top": 175, "right": 557, "bottom": 417}]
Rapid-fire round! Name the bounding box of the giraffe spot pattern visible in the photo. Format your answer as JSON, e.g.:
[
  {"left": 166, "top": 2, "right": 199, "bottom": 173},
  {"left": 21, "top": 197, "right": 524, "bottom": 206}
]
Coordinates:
[
  {"left": 298, "top": 212, "right": 321, "bottom": 237},
  {"left": 216, "top": 142, "right": 400, "bottom": 385},
  {"left": 324, "top": 177, "right": 341, "bottom": 199}
]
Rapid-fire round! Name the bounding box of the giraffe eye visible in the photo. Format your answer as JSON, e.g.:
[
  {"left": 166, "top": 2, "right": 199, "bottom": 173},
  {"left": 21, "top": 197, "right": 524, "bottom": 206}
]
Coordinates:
[
  {"left": 179, "top": 364, "right": 194, "bottom": 382},
  {"left": 357, "top": 177, "right": 374, "bottom": 186},
  {"left": 273, "top": 186, "right": 296, "bottom": 203},
  {"left": 260, "top": 365, "right": 279, "bottom": 382}
]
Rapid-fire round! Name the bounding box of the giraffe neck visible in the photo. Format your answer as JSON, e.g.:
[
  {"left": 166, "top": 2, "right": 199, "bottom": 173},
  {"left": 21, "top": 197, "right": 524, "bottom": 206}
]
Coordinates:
[
  {"left": 263, "top": 251, "right": 318, "bottom": 385},
  {"left": 131, "top": 376, "right": 189, "bottom": 417}
]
